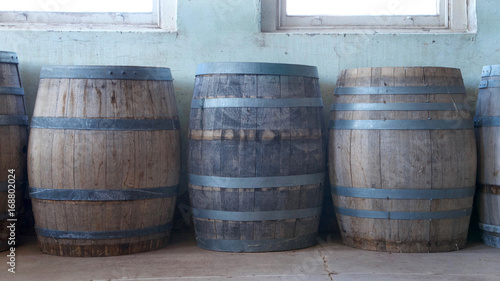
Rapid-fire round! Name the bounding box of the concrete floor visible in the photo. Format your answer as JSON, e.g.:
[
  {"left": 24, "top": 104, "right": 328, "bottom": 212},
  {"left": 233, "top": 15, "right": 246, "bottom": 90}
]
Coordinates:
[{"left": 7, "top": 233, "right": 500, "bottom": 281}]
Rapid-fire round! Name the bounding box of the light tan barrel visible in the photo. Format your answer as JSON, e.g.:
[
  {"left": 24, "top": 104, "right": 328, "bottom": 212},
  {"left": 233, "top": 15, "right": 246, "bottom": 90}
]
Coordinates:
[
  {"left": 475, "top": 65, "right": 500, "bottom": 248},
  {"left": 329, "top": 67, "right": 476, "bottom": 253},
  {"left": 0, "top": 51, "right": 28, "bottom": 252},
  {"left": 28, "top": 66, "right": 180, "bottom": 257}
]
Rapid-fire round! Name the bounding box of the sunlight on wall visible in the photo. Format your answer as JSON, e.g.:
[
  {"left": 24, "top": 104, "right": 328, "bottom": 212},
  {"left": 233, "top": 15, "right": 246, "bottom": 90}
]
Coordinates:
[
  {"left": 286, "top": 0, "right": 439, "bottom": 16},
  {"left": 0, "top": 0, "right": 152, "bottom": 13}
]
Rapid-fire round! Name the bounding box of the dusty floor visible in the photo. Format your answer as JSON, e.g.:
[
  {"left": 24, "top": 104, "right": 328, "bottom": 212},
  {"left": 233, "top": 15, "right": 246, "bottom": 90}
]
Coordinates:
[{"left": 5, "top": 233, "right": 500, "bottom": 281}]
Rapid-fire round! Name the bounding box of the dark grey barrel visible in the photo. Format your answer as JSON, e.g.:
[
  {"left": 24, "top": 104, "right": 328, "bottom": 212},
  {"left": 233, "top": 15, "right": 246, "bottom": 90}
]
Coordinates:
[{"left": 189, "top": 62, "right": 326, "bottom": 252}]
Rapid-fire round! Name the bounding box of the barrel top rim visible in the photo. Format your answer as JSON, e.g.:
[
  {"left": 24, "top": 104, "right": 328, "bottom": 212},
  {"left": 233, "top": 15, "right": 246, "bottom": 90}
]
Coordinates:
[
  {"left": 340, "top": 66, "right": 462, "bottom": 71},
  {"left": 0, "top": 51, "right": 19, "bottom": 64},
  {"left": 196, "top": 62, "right": 319, "bottom": 78},
  {"left": 0, "top": 51, "right": 17, "bottom": 56},
  {"left": 40, "top": 65, "right": 173, "bottom": 81},
  {"left": 41, "top": 65, "right": 170, "bottom": 69}
]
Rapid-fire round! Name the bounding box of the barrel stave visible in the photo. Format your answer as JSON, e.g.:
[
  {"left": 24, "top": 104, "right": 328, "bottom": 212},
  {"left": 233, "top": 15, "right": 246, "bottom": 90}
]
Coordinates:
[
  {"left": 0, "top": 62, "right": 21, "bottom": 87},
  {"left": 34, "top": 79, "right": 177, "bottom": 119}
]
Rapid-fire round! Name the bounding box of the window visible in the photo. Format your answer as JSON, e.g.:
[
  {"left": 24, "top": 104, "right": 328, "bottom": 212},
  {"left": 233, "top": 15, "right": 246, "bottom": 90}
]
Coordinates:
[
  {"left": 261, "top": 0, "right": 476, "bottom": 33},
  {"left": 0, "top": 0, "right": 176, "bottom": 31}
]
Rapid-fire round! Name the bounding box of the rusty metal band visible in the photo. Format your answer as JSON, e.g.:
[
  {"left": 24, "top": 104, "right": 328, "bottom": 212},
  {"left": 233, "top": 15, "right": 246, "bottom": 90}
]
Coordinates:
[
  {"left": 30, "top": 117, "right": 180, "bottom": 131},
  {"left": 191, "top": 98, "right": 323, "bottom": 109},
  {"left": 0, "top": 51, "right": 18, "bottom": 64},
  {"left": 35, "top": 223, "right": 172, "bottom": 239},
  {"left": 329, "top": 119, "right": 473, "bottom": 130},
  {"left": 189, "top": 172, "right": 325, "bottom": 188},
  {"left": 476, "top": 184, "right": 500, "bottom": 195},
  {"left": 29, "top": 185, "right": 179, "bottom": 201},
  {"left": 0, "top": 115, "right": 29, "bottom": 126},
  {"left": 196, "top": 62, "right": 318, "bottom": 78},
  {"left": 191, "top": 206, "right": 322, "bottom": 221},
  {"left": 40, "top": 66, "right": 173, "bottom": 81},
  {"left": 196, "top": 233, "right": 317, "bottom": 252},
  {"left": 334, "top": 86, "right": 466, "bottom": 95},
  {"left": 0, "top": 87, "right": 24, "bottom": 96}
]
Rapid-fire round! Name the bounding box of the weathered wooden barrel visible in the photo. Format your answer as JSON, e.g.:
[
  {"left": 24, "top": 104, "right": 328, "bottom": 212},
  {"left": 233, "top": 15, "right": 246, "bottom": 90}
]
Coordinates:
[
  {"left": 28, "top": 66, "right": 180, "bottom": 257},
  {"left": 0, "top": 51, "right": 28, "bottom": 252},
  {"left": 188, "top": 62, "right": 326, "bottom": 252},
  {"left": 330, "top": 67, "right": 477, "bottom": 253},
  {"left": 474, "top": 65, "right": 500, "bottom": 248}
]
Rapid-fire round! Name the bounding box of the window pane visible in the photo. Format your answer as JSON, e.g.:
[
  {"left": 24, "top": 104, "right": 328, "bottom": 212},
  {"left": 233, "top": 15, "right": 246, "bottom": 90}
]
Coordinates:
[
  {"left": 286, "top": 0, "right": 439, "bottom": 16},
  {"left": 0, "top": 0, "right": 153, "bottom": 13}
]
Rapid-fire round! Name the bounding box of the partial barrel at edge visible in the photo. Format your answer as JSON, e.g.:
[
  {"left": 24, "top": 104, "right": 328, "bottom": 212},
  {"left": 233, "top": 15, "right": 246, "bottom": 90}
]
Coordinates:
[
  {"left": 0, "top": 51, "right": 27, "bottom": 252},
  {"left": 475, "top": 65, "right": 500, "bottom": 248}
]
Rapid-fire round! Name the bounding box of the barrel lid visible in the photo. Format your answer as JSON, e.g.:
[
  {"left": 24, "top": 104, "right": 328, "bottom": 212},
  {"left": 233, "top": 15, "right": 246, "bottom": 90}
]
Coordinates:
[
  {"left": 481, "top": 65, "right": 500, "bottom": 77},
  {"left": 0, "top": 51, "right": 19, "bottom": 64},
  {"left": 40, "top": 65, "right": 173, "bottom": 81},
  {"left": 196, "top": 62, "right": 319, "bottom": 78}
]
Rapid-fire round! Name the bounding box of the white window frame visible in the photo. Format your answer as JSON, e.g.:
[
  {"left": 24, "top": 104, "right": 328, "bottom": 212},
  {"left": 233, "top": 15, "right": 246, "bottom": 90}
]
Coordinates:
[
  {"left": 261, "top": 0, "right": 476, "bottom": 33},
  {"left": 0, "top": 0, "right": 177, "bottom": 32}
]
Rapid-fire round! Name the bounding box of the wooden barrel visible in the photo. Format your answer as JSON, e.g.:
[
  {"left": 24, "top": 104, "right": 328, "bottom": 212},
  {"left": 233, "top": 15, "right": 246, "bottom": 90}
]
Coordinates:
[
  {"left": 474, "top": 65, "right": 500, "bottom": 248},
  {"left": 28, "top": 66, "right": 180, "bottom": 257},
  {"left": 329, "top": 67, "right": 477, "bottom": 253},
  {"left": 188, "top": 62, "right": 326, "bottom": 252},
  {"left": 0, "top": 51, "right": 28, "bottom": 252}
]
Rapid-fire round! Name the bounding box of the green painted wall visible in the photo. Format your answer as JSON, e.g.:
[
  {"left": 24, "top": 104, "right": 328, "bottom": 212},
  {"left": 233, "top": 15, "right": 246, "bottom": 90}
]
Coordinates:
[{"left": 0, "top": 0, "right": 498, "bottom": 200}]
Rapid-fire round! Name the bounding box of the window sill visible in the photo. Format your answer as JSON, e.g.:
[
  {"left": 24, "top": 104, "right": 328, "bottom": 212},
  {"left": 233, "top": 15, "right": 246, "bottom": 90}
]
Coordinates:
[
  {"left": 262, "top": 27, "right": 477, "bottom": 35},
  {"left": 0, "top": 23, "right": 176, "bottom": 32}
]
